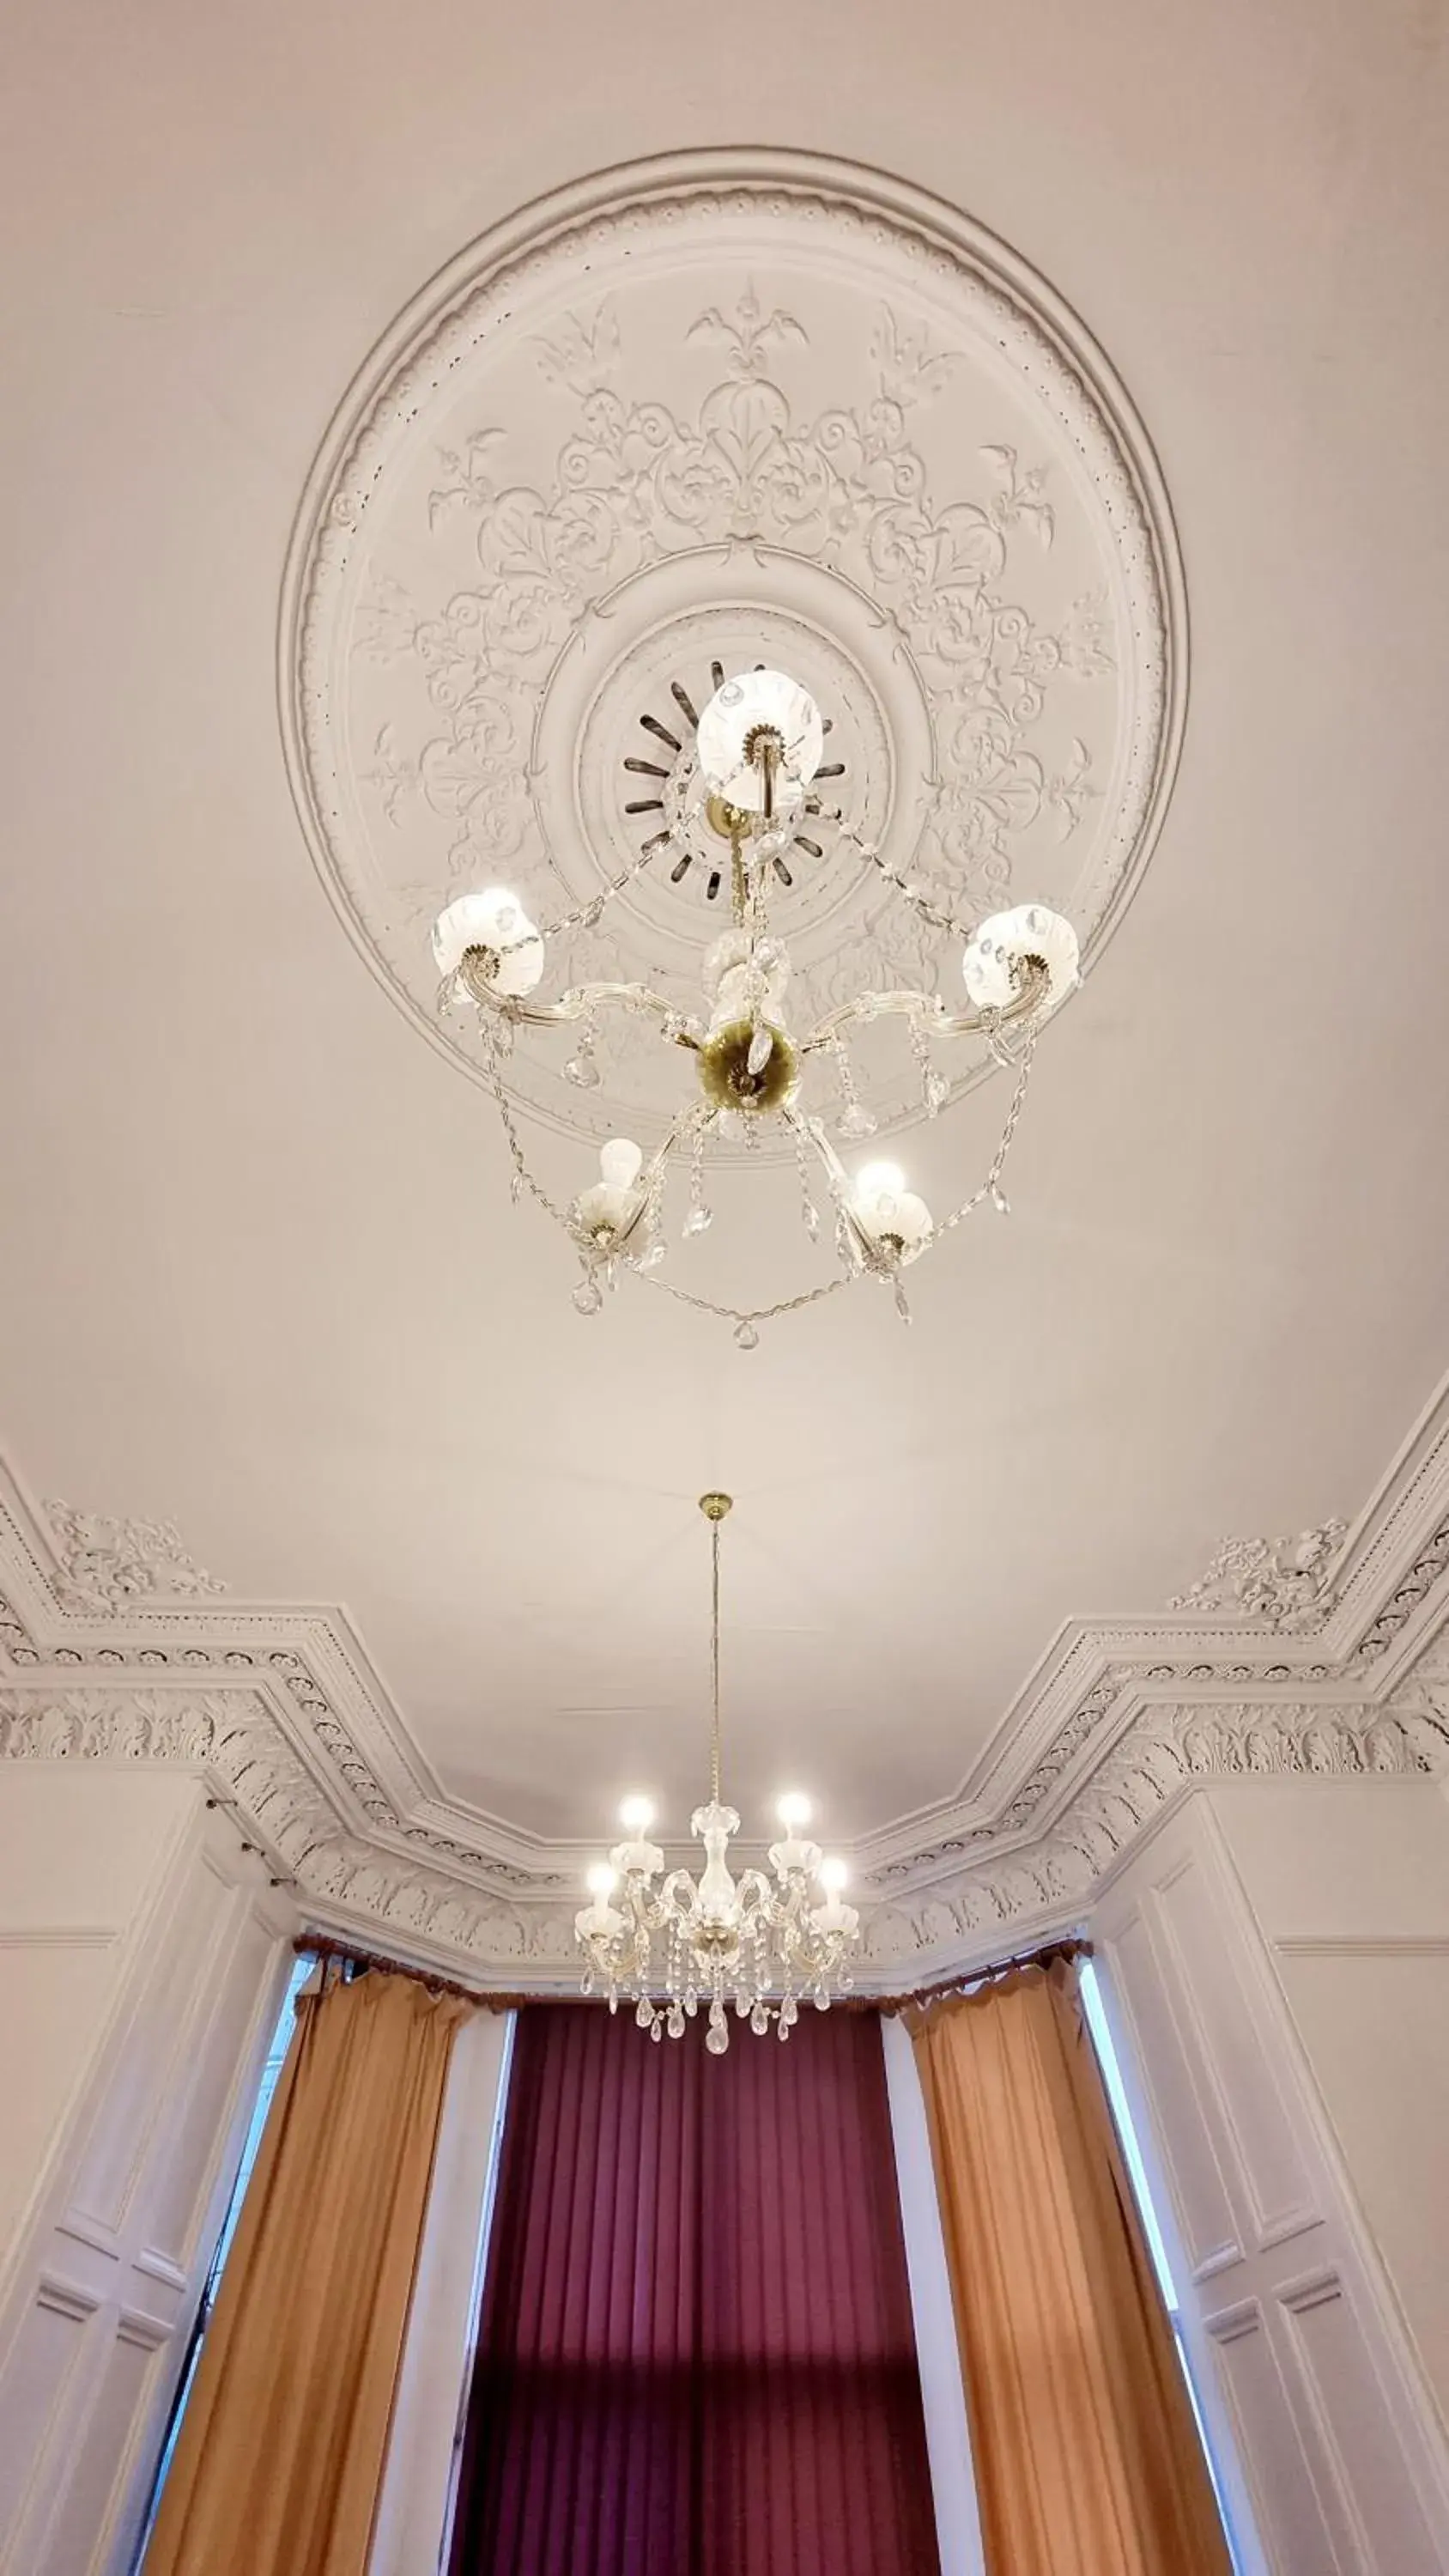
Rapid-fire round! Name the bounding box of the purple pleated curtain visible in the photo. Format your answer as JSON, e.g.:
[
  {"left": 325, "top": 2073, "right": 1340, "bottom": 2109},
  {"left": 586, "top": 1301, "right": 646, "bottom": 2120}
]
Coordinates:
[{"left": 449, "top": 2003, "right": 939, "bottom": 2576}]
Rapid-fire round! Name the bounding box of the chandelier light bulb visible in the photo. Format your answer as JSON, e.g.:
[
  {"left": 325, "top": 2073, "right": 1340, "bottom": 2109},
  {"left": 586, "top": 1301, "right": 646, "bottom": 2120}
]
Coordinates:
[
  {"left": 961, "top": 902, "right": 1079, "bottom": 1018},
  {"left": 695, "top": 668, "right": 825, "bottom": 811},
  {"left": 618, "top": 1795, "right": 656, "bottom": 1834},
  {"left": 586, "top": 1862, "right": 618, "bottom": 1898},
  {"left": 848, "top": 1157, "right": 934, "bottom": 1267},
  {"left": 776, "top": 1792, "right": 813, "bottom": 1830},
  {"left": 600, "top": 1139, "right": 645, "bottom": 1191},
  {"left": 820, "top": 1856, "right": 849, "bottom": 1893},
  {"left": 433, "top": 885, "right": 545, "bottom": 998},
  {"left": 852, "top": 1162, "right": 906, "bottom": 1212}
]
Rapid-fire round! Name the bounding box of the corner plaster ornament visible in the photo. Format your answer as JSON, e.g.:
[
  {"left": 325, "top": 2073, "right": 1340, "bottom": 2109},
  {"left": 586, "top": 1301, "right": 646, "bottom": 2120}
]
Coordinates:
[
  {"left": 45, "top": 1499, "right": 227, "bottom": 1618},
  {"left": 282, "top": 151, "right": 1185, "bottom": 1154},
  {"left": 1167, "top": 1518, "right": 1349, "bottom": 1633}
]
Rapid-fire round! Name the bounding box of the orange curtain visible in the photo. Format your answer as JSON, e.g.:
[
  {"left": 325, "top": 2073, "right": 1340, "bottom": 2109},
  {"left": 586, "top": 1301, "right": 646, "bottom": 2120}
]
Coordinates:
[
  {"left": 908, "top": 1958, "right": 1231, "bottom": 2576},
  {"left": 144, "top": 1966, "right": 466, "bottom": 2576}
]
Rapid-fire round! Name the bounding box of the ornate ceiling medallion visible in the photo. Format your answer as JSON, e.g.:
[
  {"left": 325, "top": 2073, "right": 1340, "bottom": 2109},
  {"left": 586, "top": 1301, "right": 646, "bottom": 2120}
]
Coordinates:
[{"left": 282, "top": 151, "right": 1186, "bottom": 1171}]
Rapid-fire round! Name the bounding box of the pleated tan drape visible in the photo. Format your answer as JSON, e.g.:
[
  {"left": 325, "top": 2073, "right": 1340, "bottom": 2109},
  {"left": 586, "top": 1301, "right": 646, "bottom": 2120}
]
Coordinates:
[
  {"left": 144, "top": 1966, "right": 467, "bottom": 2576},
  {"left": 908, "top": 1959, "right": 1232, "bottom": 2576}
]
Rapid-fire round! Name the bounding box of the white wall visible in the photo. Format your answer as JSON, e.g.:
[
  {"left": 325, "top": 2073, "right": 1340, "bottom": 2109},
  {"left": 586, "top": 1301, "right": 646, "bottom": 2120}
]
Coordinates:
[
  {"left": 1094, "top": 1789, "right": 1449, "bottom": 2576},
  {"left": 0, "top": 1761, "right": 294, "bottom": 2576},
  {"left": 0, "top": 1768, "right": 197, "bottom": 2269},
  {"left": 1210, "top": 1779, "right": 1449, "bottom": 2429}
]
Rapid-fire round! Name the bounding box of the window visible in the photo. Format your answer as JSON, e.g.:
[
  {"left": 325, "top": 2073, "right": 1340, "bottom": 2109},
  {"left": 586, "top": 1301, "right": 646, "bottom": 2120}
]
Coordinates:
[
  {"left": 130, "top": 1953, "right": 313, "bottom": 2569},
  {"left": 1080, "top": 1959, "right": 1251, "bottom": 2576}
]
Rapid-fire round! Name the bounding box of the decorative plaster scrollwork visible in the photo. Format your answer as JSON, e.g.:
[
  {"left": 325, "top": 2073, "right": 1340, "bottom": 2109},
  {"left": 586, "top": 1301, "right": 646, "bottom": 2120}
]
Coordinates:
[
  {"left": 283, "top": 155, "right": 1185, "bottom": 1147},
  {"left": 367, "top": 293, "right": 1110, "bottom": 938},
  {"left": 45, "top": 1501, "right": 227, "bottom": 1618},
  {"left": 883, "top": 1696, "right": 1449, "bottom": 1966},
  {"left": 1167, "top": 1519, "right": 1348, "bottom": 1631}
]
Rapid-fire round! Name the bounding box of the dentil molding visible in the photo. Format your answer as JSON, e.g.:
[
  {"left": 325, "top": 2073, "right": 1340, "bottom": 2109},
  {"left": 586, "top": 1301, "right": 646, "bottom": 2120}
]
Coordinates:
[{"left": 4, "top": 1368, "right": 1449, "bottom": 1985}]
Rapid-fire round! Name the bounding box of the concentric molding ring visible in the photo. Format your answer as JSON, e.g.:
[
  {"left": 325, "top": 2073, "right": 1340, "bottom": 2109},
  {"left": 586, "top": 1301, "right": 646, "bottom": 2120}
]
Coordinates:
[{"left": 280, "top": 149, "right": 1187, "bottom": 1150}]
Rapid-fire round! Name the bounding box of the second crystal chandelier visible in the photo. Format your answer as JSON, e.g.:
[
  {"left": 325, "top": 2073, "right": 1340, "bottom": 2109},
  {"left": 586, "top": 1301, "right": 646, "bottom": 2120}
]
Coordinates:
[
  {"left": 574, "top": 1492, "right": 859, "bottom": 2050},
  {"left": 434, "top": 665, "right": 1080, "bottom": 1346}
]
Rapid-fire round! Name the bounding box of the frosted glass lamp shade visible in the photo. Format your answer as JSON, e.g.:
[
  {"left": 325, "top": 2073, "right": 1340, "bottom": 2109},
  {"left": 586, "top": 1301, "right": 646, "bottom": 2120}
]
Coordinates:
[
  {"left": 696, "top": 670, "right": 825, "bottom": 811},
  {"left": 600, "top": 1139, "right": 645, "bottom": 1191},
  {"left": 433, "top": 888, "right": 546, "bottom": 997},
  {"left": 848, "top": 1163, "right": 934, "bottom": 1259},
  {"left": 962, "top": 904, "right": 1078, "bottom": 1019},
  {"left": 571, "top": 1139, "right": 651, "bottom": 1252}
]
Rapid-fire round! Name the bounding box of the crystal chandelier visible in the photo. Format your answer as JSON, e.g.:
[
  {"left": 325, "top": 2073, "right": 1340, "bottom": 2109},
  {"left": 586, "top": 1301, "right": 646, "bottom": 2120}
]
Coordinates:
[
  {"left": 574, "top": 1492, "right": 859, "bottom": 2050},
  {"left": 434, "top": 665, "right": 1080, "bottom": 1346}
]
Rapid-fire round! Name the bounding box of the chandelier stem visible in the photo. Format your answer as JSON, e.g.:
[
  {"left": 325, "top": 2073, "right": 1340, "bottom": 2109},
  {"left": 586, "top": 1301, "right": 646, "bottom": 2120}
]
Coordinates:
[
  {"left": 699, "top": 1490, "right": 732, "bottom": 1803},
  {"left": 711, "top": 1510, "right": 722, "bottom": 1804},
  {"left": 730, "top": 820, "right": 749, "bottom": 927}
]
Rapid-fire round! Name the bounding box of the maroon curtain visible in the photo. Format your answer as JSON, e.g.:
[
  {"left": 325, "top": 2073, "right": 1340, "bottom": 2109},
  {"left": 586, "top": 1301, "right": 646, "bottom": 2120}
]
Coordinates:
[{"left": 449, "top": 2003, "right": 939, "bottom": 2576}]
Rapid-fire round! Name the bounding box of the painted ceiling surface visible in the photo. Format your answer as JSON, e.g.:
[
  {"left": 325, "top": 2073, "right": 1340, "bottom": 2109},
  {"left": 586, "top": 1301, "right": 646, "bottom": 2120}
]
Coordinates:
[{"left": 2, "top": 0, "right": 1447, "bottom": 1959}]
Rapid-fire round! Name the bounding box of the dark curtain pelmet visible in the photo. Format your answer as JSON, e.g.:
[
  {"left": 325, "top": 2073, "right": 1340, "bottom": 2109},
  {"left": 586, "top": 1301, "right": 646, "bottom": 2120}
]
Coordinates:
[{"left": 449, "top": 2003, "right": 939, "bottom": 2576}]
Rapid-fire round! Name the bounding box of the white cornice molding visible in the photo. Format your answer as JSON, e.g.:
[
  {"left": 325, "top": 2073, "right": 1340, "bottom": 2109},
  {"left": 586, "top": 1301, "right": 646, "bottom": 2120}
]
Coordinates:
[{"left": 4, "top": 1370, "right": 1449, "bottom": 1982}]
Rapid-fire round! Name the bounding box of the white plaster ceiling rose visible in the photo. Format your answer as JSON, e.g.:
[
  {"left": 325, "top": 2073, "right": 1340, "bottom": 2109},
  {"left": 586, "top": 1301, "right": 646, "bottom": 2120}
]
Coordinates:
[{"left": 281, "top": 151, "right": 1186, "bottom": 1210}]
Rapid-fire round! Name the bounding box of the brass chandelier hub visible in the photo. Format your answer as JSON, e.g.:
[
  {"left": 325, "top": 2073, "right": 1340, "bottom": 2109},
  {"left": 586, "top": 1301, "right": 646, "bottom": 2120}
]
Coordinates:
[
  {"left": 696, "top": 1018, "right": 800, "bottom": 1115},
  {"left": 704, "top": 792, "right": 754, "bottom": 843}
]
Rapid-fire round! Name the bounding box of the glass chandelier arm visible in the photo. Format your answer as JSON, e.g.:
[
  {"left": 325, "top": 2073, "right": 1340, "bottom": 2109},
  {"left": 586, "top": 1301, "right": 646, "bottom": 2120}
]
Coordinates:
[
  {"left": 735, "top": 1867, "right": 782, "bottom": 1923},
  {"left": 796, "top": 963, "right": 1049, "bottom": 1058},
  {"left": 458, "top": 955, "right": 702, "bottom": 1049},
  {"left": 655, "top": 1867, "right": 702, "bottom": 1924},
  {"left": 780, "top": 1108, "right": 887, "bottom": 1277},
  {"left": 628, "top": 1108, "right": 701, "bottom": 1227}
]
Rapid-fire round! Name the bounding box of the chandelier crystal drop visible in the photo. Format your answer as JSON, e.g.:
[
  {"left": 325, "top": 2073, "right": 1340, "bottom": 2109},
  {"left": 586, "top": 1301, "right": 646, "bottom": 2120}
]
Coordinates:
[
  {"left": 434, "top": 665, "right": 1080, "bottom": 1344},
  {"left": 574, "top": 1492, "right": 860, "bottom": 2050}
]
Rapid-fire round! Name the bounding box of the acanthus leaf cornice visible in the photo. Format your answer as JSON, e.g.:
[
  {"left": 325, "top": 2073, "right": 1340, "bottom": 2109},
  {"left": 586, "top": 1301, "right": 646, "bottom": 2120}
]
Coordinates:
[{"left": 5, "top": 1364, "right": 1449, "bottom": 1980}]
